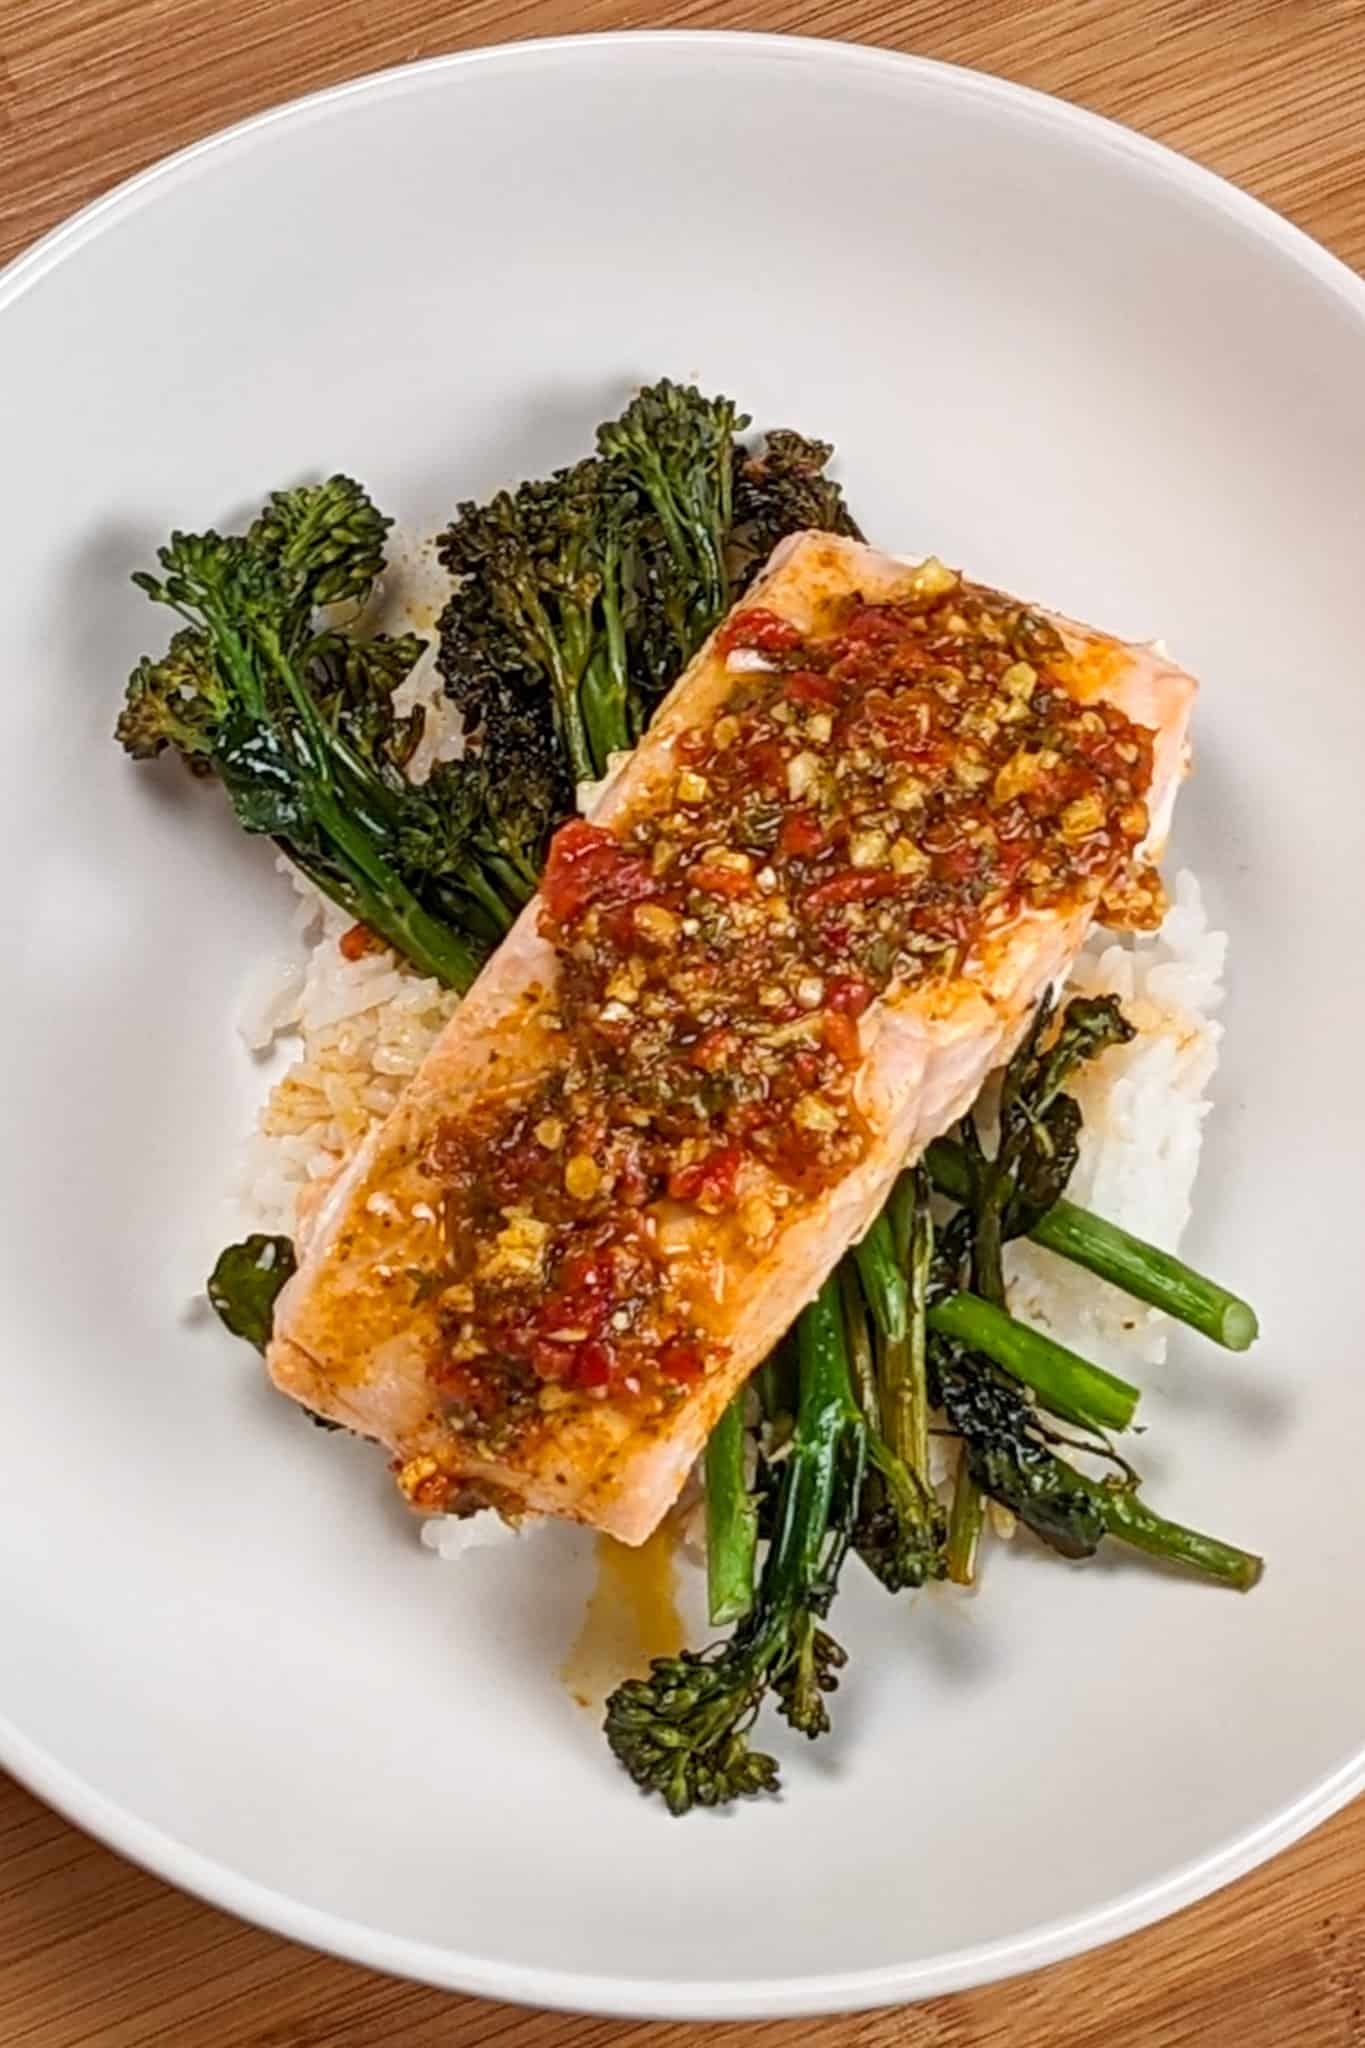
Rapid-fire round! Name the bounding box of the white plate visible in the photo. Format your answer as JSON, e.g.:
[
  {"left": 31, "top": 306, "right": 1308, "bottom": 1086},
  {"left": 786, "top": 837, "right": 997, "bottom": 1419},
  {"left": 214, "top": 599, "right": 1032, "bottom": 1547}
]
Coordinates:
[{"left": 2, "top": 32, "right": 1363, "bottom": 2020}]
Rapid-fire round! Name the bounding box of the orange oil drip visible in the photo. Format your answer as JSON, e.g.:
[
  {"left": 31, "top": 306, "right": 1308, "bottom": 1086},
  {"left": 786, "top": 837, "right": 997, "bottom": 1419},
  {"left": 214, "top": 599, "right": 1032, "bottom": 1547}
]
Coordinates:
[{"left": 561, "top": 1520, "right": 685, "bottom": 1711}]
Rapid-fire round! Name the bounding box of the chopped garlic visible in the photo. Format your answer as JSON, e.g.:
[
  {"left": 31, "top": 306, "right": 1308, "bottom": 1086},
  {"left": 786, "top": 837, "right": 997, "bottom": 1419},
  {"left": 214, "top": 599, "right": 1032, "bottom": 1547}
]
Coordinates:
[
  {"left": 633, "top": 901, "right": 679, "bottom": 945},
  {"left": 793, "top": 1094, "right": 838, "bottom": 1133},
  {"left": 905, "top": 555, "right": 959, "bottom": 600},
  {"left": 1061, "top": 793, "right": 1105, "bottom": 840},
  {"left": 849, "top": 828, "right": 889, "bottom": 869},
  {"left": 739, "top": 1195, "right": 777, "bottom": 1244},
  {"left": 564, "top": 1154, "right": 601, "bottom": 1200},
  {"left": 890, "top": 837, "right": 929, "bottom": 875},
  {"left": 787, "top": 751, "right": 820, "bottom": 800}
]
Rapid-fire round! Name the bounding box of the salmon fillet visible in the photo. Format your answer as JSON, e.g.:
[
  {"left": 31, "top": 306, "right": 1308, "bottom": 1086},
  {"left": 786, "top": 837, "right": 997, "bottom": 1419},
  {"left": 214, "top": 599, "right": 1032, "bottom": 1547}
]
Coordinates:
[{"left": 268, "top": 534, "right": 1195, "bottom": 1543}]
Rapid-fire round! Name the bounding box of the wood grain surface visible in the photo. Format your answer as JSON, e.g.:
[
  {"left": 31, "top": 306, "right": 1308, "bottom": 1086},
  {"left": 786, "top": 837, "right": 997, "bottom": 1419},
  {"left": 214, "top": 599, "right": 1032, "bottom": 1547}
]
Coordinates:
[{"left": 4, "top": 2, "right": 1364, "bottom": 2042}]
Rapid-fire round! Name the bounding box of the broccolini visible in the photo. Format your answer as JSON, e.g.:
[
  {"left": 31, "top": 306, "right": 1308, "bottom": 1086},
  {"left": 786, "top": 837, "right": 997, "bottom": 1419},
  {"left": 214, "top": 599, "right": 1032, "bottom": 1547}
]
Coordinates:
[
  {"left": 117, "top": 477, "right": 543, "bottom": 989},
  {"left": 605, "top": 1277, "right": 866, "bottom": 1814}
]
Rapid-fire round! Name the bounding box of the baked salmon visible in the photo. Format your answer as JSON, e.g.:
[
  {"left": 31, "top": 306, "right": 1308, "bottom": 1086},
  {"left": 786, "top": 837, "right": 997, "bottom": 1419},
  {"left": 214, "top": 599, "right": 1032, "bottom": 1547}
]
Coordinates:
[{"left": 268, "top": 534, "right": 1195, "bottom": 1542}]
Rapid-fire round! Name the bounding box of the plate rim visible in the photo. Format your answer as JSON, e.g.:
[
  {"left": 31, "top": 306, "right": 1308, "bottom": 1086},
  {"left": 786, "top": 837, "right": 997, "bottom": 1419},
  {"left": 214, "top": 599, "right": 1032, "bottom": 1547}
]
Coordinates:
[{"left": 4, "top": 29, "right": 1363, "bottom": 2019}]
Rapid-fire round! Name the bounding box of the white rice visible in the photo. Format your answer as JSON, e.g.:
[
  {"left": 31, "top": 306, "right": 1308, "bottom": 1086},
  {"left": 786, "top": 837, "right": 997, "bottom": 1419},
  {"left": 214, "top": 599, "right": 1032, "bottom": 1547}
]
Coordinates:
[{"left": 236, "top": 866, "right": 459, "bottom": 1237}]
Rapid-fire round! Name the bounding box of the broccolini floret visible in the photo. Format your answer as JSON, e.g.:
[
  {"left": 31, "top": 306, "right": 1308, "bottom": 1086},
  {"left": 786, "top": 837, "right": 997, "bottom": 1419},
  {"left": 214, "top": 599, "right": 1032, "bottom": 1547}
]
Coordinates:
[{"left": 727, "top": 427, "right": 865, "bottom": 592}]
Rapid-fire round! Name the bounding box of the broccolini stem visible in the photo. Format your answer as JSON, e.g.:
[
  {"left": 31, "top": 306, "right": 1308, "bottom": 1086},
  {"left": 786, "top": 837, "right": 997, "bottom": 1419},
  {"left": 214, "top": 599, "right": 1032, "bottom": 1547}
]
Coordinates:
[
  {"left": 950, "top": 1122, "right": 994, "bottom": 1577},
  {"left": 580, "top": 523, "right": 632, "bottom": 775},
  {"left": 704, "top": 1392, "right": 759, "bottom": 1627},
  {"left": 927, "top": 1292, "right": 1139, "bottom": 1434},
  {"left": 853, "top": 1215, "right": 908, "bottom": 1345},
  {"left": 900, "top": 1168, "right": 934, "bottom": 1484},
  {"left": 1098, "top": 1486, "right": 1264, "bottom": 1589},
  {"left": 787, "top": 1277, "right": 868, "bottom": 1599},
  {"left": 838, "top": 1260, "right": 881, "bottom": 1429},
  {"left": 504, "top": 566, "right": 597, "bottom": 788},
  {"left": 844, "top": 1185, "right": 945, "bottom": 1590},
  {"left": 453, "top": 859, "right": 524, "bottom": 940},
  {"left": 284, "top": 834, "right": 483, "bottom": 992},
  {"left": 960, "top": 1117, "right": 1007, "bottom": 1307},
  {"left": 924, "top": 1139, "right": 1258, "bottom": 1352},
  {"left": 886, "top": 1169, "right": 917, "bottom": 1268},
  {"left": 753, "top": 1341, "right": 795, "bottom": 1425},
  {"left": 851, "top": 1204, "right": 925, "bottom": 1463},
  {"left": 549, "top": 664, "right": 597, "bottom": 788},
  {"left": 251, "top": 621, "right": 487, "bottom": 990},
  {"left": 581, "top": 661, "right": 629, "bottom": 781},
  {"left": 878, "top": 1332, "right": 915, "bottom": 1461},
  {"left": 946, "top": 1454, "right": 985, "bottom": 1586}
]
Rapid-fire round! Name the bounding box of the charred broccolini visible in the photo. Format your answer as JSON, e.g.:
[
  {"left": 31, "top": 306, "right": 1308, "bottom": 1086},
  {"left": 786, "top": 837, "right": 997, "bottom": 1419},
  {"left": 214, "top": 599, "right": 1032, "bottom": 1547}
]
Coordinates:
[
  {"left": 904, "top": 1011, "right": 1264, "bottom": 1591},
  {"left": 939, "top": 992, "right": 1134, "bottom": 1578},
  {"left": 437, "top": 462, "right": 634, "bottom": 785},
  {"left": 929, "top": 1337, "right": 1263, "bottom": 1590},
  {"left": 116, "top": 477, "right": 547, "bottom": 990},
  {"left": 606, "top": 1277, "right": 866, "bottom": 1815},
  {"left": 436, "top": 382, "right": 863, "bottom": 779},
  {"left": 847, "top": 1178, "right": 947, "bottom": 1593},
  {"left": 727, "top": 428, "right": 865, "bottom": 590}
]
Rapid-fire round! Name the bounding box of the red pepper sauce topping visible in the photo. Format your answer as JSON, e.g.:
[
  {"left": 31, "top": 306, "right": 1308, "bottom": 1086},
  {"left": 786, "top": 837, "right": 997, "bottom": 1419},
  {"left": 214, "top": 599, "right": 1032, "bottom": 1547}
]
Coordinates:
[{"left": 421, "top": 572, "right": 1159, "bottom": 1447}]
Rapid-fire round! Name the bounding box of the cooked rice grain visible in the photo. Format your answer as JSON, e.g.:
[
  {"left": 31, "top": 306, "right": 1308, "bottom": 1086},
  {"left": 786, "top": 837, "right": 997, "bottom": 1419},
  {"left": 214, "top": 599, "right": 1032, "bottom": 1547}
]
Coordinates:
[{"left": 238, "top": 864, "right": 458, "bottom": 1235}]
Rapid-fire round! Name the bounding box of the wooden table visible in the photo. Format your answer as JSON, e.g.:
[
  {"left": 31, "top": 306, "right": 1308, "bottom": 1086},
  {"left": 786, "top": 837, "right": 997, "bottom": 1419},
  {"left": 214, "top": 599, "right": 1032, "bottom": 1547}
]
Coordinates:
[{"left": 5, "top": 2, "right": 1365, "bottom": 2041}]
